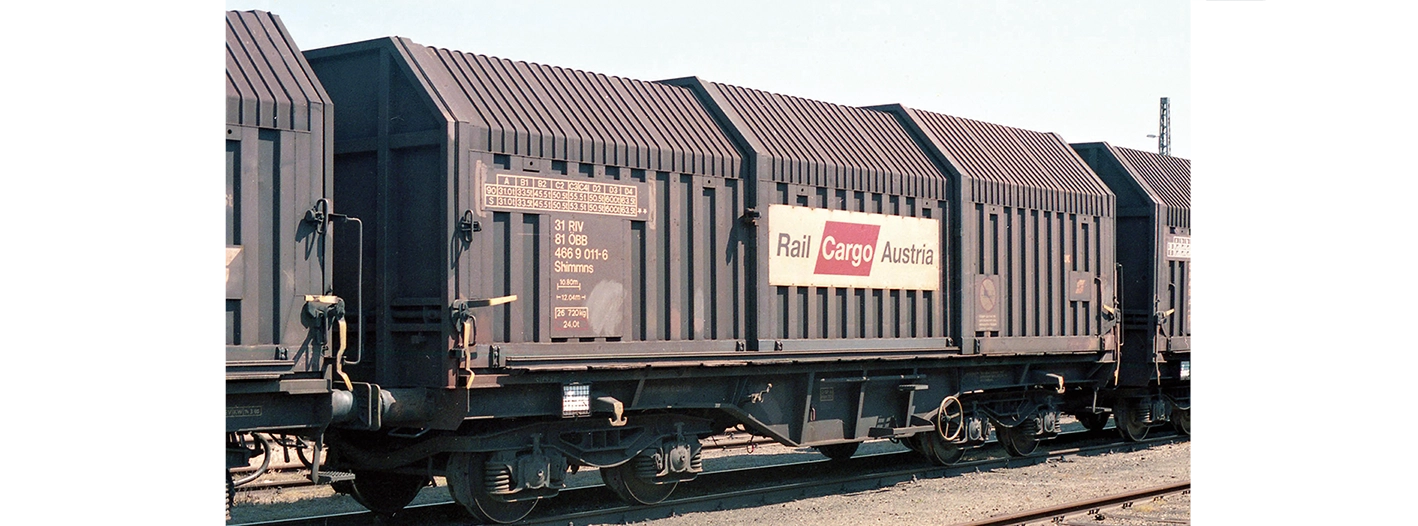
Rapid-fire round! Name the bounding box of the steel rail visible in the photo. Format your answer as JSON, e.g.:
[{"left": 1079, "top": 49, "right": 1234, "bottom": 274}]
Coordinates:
[
  {"left": 231, "top": 430, "right": 1183, "bottom": 526},
  {"left": 952, "top": 481, "right": 1190, "bottom": 526},
  {"left": 231, "top": 432, "right": 771, "bottom": 493},
  {"left": 523, "top": 434, "right": 1186, "bottom": 526}
]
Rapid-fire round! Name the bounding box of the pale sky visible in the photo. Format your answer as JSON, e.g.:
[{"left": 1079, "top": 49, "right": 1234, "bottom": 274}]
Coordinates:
[{"left": 225, "top": 0, "right": 1190, "bottom": 157}]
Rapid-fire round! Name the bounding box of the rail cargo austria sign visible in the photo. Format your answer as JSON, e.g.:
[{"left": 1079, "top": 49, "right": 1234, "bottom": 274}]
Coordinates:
[{"left": 767, "top": 205, "right": 940, "bottom": 290}]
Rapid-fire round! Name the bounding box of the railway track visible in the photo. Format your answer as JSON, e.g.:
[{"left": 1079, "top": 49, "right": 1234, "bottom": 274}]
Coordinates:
[
  {"left": 956, "top": 481, "right": 1190, "bottom": 526},
  {"left": 231, "top": 428, "right": 1186, "bottom": 526},
  {"left": 231, "top": 431, "right": 775, "bottom": 493}
]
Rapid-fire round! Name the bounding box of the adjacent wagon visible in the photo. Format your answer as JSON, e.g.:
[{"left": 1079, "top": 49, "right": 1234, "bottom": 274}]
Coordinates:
[
  {"left": 1072, "top": 142, "right": 1191, "bottom": 438},
  {"left": 224, "top": 8, "right": 343, "bottom": 508}
]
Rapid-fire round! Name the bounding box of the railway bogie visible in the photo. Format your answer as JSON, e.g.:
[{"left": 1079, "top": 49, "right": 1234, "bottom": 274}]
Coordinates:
[{"left": 224, "top": 9, "right": 1191, "bottom": 519}]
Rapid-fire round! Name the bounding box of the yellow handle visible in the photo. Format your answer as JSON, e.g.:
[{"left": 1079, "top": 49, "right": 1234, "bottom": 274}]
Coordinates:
[
  {"left": 1112, "top": 325, "right": 1122, "bottom": 386},
  {"left": 335, "top": 319, "right": 352, "bottom": 391},
  {"left": 1046, "top": 373, "right": 1065, "bottom": 394},
  {"left": 462, "top": 319, "right": 475, "bottom": 389},
  {"left": 337, "top": 318, "right": 348, "bottom": 355}
]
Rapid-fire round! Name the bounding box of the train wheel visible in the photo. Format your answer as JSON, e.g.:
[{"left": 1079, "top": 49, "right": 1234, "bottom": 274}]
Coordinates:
[
  {"left": 1076, "top": 411, "right": 1110, "bottom": 432},
  {"left": 348, "top": 470, "right": 428, "bottom": 515},
  {"left": 921, "top": 431, "right": 965, "bottom": 465},
  {"left": 1114, "top": 402, "right": 1150, "bottom": 441},
  {"left": 901, "top": 434, "right": 927, "bottom": 456},
  {"left": 446, "top": 452, "right": 538, "bottom": 524},
  {"left": 997, "top": 425, "right": 1040, "bottom": 457},
  {"left": 815, "top": 442, "right": 860, "bottom": 461},
  {"left": 1171, "top": 406, "right": 1190, "bottom": 436},
  {"left": 601, "top": 461, "right": 678, "bottom": 505}
]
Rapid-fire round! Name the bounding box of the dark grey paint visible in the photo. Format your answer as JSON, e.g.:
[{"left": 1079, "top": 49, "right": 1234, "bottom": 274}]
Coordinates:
[
  {"left": 304, "top": 38, "right": 748, "bottom": 394},
  {"left": 225, "top": 10, "right": 335, "bottom": 432},
  {"left": 877, "top": 105, "right": 1120, "bottom": 357},
  {"left": 1071, "top": 142, "right": 1190, "bottom": 387},
  {"left": 664, "top": 78, "right": 952, "bottom": 352}
]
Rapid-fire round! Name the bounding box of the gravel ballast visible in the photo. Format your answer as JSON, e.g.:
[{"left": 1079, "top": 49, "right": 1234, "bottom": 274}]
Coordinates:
[
  {"left": 636, "top": 441, "right": 1189, "bottom": 526},
  {"left": 229, "top": 437, "right": 1188, "bottom": 525}
]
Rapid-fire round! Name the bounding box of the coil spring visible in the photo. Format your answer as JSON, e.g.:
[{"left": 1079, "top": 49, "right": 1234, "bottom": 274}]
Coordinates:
[
  {"left": 635, "top": 451, "right": 662, "bottom": 480},
  {"left": 484, "top": 464, "right": 514, "bottom": 494},
  {"left": 1019, "top": 417, "right": 1040, "bottom": 437},
  {"left": 690, "top": 447, "right": 703, "bottom": 472},
  {"left": 1040, "top": 411, "right": 1060, "bottom": 434}
]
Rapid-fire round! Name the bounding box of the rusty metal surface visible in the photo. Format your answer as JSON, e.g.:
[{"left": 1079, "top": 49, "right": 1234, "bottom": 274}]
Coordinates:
[{"left": 953, "top": 481, "right": 1190, "bottom": 526}]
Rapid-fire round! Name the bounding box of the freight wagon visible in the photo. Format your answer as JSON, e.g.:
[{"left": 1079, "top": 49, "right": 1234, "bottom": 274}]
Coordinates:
[
  {"left": 1072, "top": 143, "right": 1192, "bottom": 439},
  {"left": 224, "top": 10, "right": 1189, "bottom": 524},
  {"left": 223, "top": 9, "right": 341, "bottom": 507}
]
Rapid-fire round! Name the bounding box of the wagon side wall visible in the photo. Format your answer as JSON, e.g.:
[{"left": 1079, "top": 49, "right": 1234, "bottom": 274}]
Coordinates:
[
  {"left": 306, "top": 39, "right": 459, "bottom": 388},
  {"left": 225, "top": 10, "right": 336, "bottom": 432}
]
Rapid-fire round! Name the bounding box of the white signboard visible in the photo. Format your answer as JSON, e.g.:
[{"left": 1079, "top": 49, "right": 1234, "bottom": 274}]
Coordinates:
[
  {"left": 767, "top": 204, "right": 941, "bottom": 290},
  {"left": 1166, "top": 234, "right": 1191, "bottom": 260}
]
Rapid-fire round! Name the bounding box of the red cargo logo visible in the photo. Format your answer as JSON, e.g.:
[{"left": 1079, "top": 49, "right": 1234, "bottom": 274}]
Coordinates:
[{"left": 815, "top": 221, "right": 880, "bottom": 276}]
